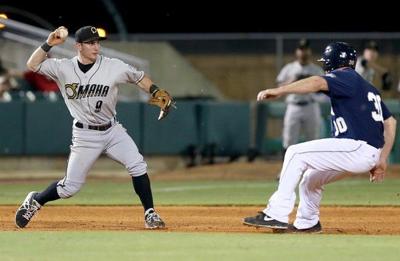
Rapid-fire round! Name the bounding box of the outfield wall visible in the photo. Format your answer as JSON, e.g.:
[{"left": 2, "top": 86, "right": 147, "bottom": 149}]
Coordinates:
[{"left": 1, "top": 99, "right": 399, "bottom": 162}]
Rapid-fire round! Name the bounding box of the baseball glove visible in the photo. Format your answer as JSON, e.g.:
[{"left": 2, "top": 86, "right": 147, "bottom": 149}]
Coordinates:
[
  {"left": 148, "top": 89, "right": 175, "bottom": 120},
  {"left": 381, "top": 72, "right": 392, "bottom": 91}
]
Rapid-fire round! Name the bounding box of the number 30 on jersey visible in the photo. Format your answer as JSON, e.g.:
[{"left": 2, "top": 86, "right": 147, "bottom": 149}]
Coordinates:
[
  {"left": 332, "top": 92, "right": 384, "bottom": 136},
  {"left": 368, "top": 92, "right": 384, "bottom": 122}
]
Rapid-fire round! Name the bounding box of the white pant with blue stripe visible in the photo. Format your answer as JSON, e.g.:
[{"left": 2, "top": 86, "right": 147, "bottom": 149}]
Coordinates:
[{"left": 263, "top": 138, "right": 380, "bottom": 229}]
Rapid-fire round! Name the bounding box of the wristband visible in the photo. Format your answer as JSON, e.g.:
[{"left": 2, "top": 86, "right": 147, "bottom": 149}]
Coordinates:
[
  {"left": 150, "top": 84, "right": 159, "bottom": 97},
  {"left": 41, "top": 42, "right": 52, "bottom": 52}
]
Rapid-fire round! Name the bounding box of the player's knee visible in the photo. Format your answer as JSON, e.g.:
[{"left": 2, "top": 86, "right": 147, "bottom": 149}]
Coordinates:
[
  {"left": 284, "top": 145, "right": 297, "bottom": 159},
  {"left": 300, "top": 172, "right": 320, "bottom": 190},
  {"left": 127, "top": 160, "right": 148, "bottom": 177},
  {"left": 56, "top": 180, "right": 84, "bottom": 198}
]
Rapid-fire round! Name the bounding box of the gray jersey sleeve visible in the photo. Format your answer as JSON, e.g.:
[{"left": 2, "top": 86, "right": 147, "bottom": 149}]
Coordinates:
[
  {"left": 279, "top": 62, "right": 324, "bottom": 103},
  {"left": 276, "top": 63, "right": 295, "bottom": 85},
  {"left": 37, "top": 58, "right": 64, "bottom": 81},
  {"left": 112, "top": 59, "right": 145, "bottom": 85}
]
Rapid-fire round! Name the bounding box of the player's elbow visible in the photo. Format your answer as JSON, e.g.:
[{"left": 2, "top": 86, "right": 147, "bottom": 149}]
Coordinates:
[{"left": 26, "top": 60, "right": 38, "bottom": 72}]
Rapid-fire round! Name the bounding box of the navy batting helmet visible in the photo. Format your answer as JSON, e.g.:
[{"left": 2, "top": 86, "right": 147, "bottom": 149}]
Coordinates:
[{"left": 318, "top": 42, "right": 357, "bottom": 72}]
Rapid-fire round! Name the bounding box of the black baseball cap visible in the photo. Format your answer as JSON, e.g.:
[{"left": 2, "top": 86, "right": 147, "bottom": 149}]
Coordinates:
[
  {"left": 297, "top": 38, "right": 310, "bottom": 49},
  {"left": 364, "top": 40, "right": 379, "bottom": 51},
  {"left": 75, "top": 26, "right": 106, "bottom": 43}
]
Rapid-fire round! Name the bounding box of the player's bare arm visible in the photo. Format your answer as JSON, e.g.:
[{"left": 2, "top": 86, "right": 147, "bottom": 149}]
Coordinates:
[
  {"left": 26, "top": 48, "right": 47, "bottom": 72},
  {"left": 370, "top": 116, "right": 397, "bottom": 182},
  {"left": 27, "top": 26, "right": 68, "bottom": 71},
  {"left": 381, "top": 116, "right": 397, "bottom": 162},
  {"left": 137, "top": 75, "right": 154, "bottom": 93},
  {"left": 257, "top": 76, "right": 328, "bottom": 101}
]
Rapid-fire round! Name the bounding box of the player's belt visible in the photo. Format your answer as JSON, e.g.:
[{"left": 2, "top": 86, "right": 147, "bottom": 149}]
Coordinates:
[
  {"left": 75, "top": 121, "right": 112, "bottom": 131},
  {"left": 293, "top": 101, "right": 313, "bottom": 106}
]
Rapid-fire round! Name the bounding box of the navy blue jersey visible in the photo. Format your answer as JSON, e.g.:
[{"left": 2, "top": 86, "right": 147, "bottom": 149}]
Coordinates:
[{"left": 322, "top": 68, "right": 391, "bottom": 148}]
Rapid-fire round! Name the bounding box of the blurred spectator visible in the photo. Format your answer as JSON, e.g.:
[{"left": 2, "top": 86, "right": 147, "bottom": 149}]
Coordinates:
[
  {"left": 355, "top": 41, "right": 392, "bottom": 90},
  {"left": 8, "top": 54, "right": 60, "bottom": 102},
  {"left": 22, "top": 70, "right": 59, "bottom": 92},
  {"left": 0, "top": 79, "right": 12, "bottom": 102},
  {"left": 0, "top": 58, "right": 16, "bottom": 102},
  {"left": 12, "top": 53, "right": 59, "bottom": 93}
]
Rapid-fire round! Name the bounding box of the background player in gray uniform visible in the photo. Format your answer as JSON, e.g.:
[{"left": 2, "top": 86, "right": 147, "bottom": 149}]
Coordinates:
[
  {"left": 277, "top": 39, "right": 324, "bottom": 162},
  {"left": 355, "top": 41, "right": 392, "bottom": 90},
  {"left": 15, "top": 26, "right": 172, "bottom": 229}
]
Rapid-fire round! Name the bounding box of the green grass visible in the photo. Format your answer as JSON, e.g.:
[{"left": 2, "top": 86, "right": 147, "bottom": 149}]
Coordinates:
[
  {"left": 0, "top": 231, "right": 399, "bottom": 261},
  {"left": 0, "top": 178, "right": 399, "bottom": 205},
  {"left": 1, "top": 179, "right": 400, "bottom": 260}
]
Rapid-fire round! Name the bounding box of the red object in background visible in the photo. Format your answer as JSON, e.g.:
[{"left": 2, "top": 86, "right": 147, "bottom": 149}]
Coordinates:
[{"left": 23, "top": 71, "right": 59, "bottom": 92}]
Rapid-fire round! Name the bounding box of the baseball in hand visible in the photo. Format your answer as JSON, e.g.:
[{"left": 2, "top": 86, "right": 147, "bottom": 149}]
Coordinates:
[{"left": 58, "top": 28, "right": 68, "bottom": 39}]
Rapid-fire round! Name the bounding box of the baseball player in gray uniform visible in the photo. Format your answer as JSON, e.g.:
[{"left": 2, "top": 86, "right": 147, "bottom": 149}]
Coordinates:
[
  {"left": 277, "top": 39, "right": 324, "bottom": 157},
  {"left": 15, "top": 26, "right": 173, "bottom": 229}
]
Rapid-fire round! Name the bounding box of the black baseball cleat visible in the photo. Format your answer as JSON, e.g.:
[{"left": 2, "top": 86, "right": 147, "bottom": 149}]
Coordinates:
[
  {"left": 144, "top": 208, "right": 166, "bottom": 229},
  {"left": 15, "top": 191, "right": 42, "bottom": 228},
  {"left": 243, "top": 212, "right": 288, "bottom": 229},
  {"left": 287, "top": 221, "right": 322, "bottom": 234}
]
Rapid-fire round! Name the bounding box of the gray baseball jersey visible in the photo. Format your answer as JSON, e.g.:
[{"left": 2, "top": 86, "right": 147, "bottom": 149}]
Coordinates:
[
  {"left": 38, "top": 55, "right": 144, "bottom": 124},
  {"left": 276, "top": 61, "right": 324, "bottom": 103},
  {"left": 37, "top": 55, "right": 147, "bottom": 199},
  {"left": 355, "top": 56, "right": 374, "bottom": 83}
]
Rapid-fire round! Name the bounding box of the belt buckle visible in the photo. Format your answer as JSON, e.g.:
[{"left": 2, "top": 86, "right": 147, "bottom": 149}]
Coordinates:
[{"left": 96, "top": 122, "right": 111, "bottom": 131}]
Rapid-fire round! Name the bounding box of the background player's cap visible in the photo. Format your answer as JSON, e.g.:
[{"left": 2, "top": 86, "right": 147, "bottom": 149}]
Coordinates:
[
  {"left": 364, "top": 40, "right": 379, "bottom": 51},
  {"left": 75, "top": 26, "right": 107, "bottom": 43},
  {"left": 297, "top": 38, "right": 310, "bottom": 50}
]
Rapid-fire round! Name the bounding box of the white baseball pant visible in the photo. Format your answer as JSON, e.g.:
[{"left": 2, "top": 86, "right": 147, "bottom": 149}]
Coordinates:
[{"left": 263, "top": 138, "right": 380, "bottom": 229}]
